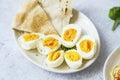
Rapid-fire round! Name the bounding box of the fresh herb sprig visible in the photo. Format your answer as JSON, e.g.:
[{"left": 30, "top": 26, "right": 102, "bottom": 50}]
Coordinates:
[
  {"left": 59, "top": 45, "right": 76, "bottom": 52},
  {"left": 109, "top": 7, "right": 120, "bottom": 31}
]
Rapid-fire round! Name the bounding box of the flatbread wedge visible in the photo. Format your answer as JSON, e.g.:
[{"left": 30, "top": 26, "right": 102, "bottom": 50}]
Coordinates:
[
  {"left": 12, "top": 0, "right": 58, "bottom": 35},
  {"left": 38, "top": 0, "right": 73, "bottom": 35}
]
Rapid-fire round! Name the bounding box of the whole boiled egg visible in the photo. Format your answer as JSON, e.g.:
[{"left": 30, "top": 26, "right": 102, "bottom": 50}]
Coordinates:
[
  {"left": 65, "top": 49, "right": 82, "bottom": 69},
  {"left": 46, "top": 50, "right": 64, "bottom": 67},
  {"left": 37, "top": 35, "right": 61, "bottom": 55},
  {"left": 76, "top": 35, "right": 97, "bottom": 59},
  {"left": 18, "top": 33, "right": 44, "bottom": 50},
  {"left": 61, "top": 24, "right": 81, "bottom": 48}
]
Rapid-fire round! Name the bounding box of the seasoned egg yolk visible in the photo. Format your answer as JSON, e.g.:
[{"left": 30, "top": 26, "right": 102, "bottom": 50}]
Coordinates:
[
  {"left": 66, "top": 51, "right": 80, "bottom": 61},
  {"left": 23, "top": 34, "right": 39, "bottom": 42},
  {"left": 48, "top": 51, "right": 61, "bottom": 61},
  {"left": 43, "top": 37, "right": 58, "bottom": 49},
  {"left": 63, "top": 28, "right": 77, "bottom": 41},
  {"left": 80, "top": 40, "right": 94, "bottom": 53}
]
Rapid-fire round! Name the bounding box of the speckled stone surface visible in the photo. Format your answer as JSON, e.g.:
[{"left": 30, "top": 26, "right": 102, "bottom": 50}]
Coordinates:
[{"left": 0, "top": 0, "right": 120, "bottom": 80}]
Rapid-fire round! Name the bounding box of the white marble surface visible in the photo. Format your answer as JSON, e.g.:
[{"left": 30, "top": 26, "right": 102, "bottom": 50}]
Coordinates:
[{"left": 0, "top": 0, "right": 120, "bottom": 80}]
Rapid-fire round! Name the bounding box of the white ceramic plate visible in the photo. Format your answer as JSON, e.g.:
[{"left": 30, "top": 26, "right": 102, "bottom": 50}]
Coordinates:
[
  {"left": 104, "top": 46, "right": 120, "bottom": 80},
  {"left": 13, "top": 10, "right": 100, "bottom": 73}
]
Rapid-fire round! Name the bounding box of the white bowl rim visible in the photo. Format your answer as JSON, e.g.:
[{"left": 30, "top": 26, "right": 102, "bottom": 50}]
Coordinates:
[{"left": 103, "top": 46, "right": 120, "bottom": 80}]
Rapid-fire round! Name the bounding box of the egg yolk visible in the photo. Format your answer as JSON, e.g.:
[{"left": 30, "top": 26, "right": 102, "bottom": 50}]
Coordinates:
[
  {"left": 63, "top": 28, "right": 77, "bottom": 41},
  {"left": 43, "top": 37, "right": 58, "bottom": 49},
  {"left": 80, "top": 40, "right": 94, "bottom": 53},
  {"left": 23, "top": 34, "right": 39, "bottom": 42},
  {"left": 48, "top": 51, "right": 61, "bottom": 61},
  {"left": 66, "top": 51, "right": 80, "bottom": 62}
]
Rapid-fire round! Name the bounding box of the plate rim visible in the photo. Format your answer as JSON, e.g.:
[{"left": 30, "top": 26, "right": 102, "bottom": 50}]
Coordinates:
[{"left": 12, "top": 10, "right": 101, "bottom": 74}]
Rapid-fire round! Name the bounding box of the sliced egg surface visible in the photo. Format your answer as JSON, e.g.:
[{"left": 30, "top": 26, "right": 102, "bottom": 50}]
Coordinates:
[
  {"left": 46, "top": 50, "right": 64, "bottom": 67},
  {"left": 65, "top": 49, "right": 82, "bottom": 69},
  {"left": 76, "top": 35, "right": 97, "bottom": 59},
  {"left": 61, "top": 24, "right": 81, "bottom": 48},
  {"left": 37, "top": 35, "right": 61, "bottom": 55},
  {"left": 18, "top": 33, "right": 44, "bottom": 50}
]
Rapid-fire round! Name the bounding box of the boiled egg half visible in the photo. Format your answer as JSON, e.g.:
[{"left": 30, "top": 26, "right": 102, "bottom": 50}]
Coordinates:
[
  {"left": 18, "top": 33, "right": 44, "bottom": 50},
  {"left": 65, "top": 49, "right": 82, "bottom": 69},
  {"left": 37, "top": 35, "right": 61, "bottom": 55},
  {"left": 46, "top": 50, "right": 64, "bottom": 67},
  {"left": 76, "top": 35, "right": 97, "bottom": 59},
  {"left": 61, "top": 24, "right": 81, "bottom": 48}
]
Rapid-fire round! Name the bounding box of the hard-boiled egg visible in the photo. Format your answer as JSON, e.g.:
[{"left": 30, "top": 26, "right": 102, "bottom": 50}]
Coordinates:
[
  {"left": 76, "top": 35, "right": 97, "bottom": 59},
  {"left": 18, "top": 33, "right": 44, "bottom": 50},
  {"left": 37, "top": 35, "right": 61, "bottom": 55},
  {"left": 46, "top": 50, "right": 64, "bottom": 67},
  {"left": 61, "top": 24, "right": 81, "bottom": 48},
  {"left": 65, "top": 49, "right": 82, "bottom": 69}
]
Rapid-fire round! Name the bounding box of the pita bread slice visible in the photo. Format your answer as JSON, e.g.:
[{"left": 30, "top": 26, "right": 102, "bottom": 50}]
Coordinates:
[
  {"left": 38, "top": 0, "right": 73, "bottom": 35},
  {"left": 12, "top": 0, "right": 58, "bottom": 35}
]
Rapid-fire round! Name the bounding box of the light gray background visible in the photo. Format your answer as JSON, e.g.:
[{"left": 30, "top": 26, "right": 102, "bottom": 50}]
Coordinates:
[{"left": 0, "top": 0, "right": 120, "bottom": 80}]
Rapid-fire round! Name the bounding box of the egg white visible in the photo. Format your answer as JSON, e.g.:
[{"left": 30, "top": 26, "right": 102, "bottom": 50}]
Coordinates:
[
  {"left": 37, "top": 35, "right": 61, "bottom": 55},
  {"left": 61, "top": 24, "right": 82, "bottom": 48},
  {"left": 65, "top": 49, "right": 82, "bottom": 69},
  {"left": 46, "top": 50, "right": 64, "bottom": 67},
  {"left": 18, "top": 33, "right": 44, "bottom": 50},
  {"left": 76, "top": 35, "right": 97, "bottom": 59}
]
